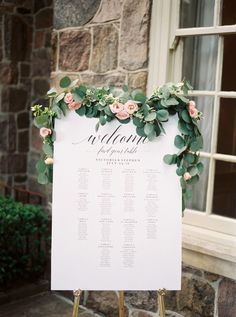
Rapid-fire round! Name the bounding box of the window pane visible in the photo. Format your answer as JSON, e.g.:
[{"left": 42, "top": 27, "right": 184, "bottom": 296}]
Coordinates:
[
  {"left": 221, "top": 35, "right": 236, "bottom": 91},
  {"left": 217, "top": 98, "right": 236, "bottom": 156},
  {"left": 221, "top": 0, "right": 236, "bottom": 25},
  {"left": 180, "top": 0, "right": 215, "bottom": 28},
  {"left": 182, "top": 36, "right": 218, "bottom": 90},
  {"left": 190, "top": 96, "right": 213, "bottom": 152},
  {"left": 186, "top": 158, "right": 209, "bottom": 211},
  {"left": 213, "top": 160, "right": 236, "bottom": 219}
]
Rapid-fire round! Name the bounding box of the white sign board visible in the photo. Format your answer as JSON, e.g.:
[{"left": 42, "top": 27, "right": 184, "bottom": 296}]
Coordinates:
[{"left": 51, "top": 111, "right": 181, "bottom": 290}]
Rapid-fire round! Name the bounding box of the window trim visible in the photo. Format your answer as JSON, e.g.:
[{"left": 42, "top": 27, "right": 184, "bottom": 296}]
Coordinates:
[{"left": 147, "top": 0, "right": 236, "bottom": 276}]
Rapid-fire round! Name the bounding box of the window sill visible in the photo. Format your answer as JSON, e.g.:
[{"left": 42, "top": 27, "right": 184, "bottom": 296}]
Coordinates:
[{"left": 182, "top": 224, "right": 236, "bottom": 279}]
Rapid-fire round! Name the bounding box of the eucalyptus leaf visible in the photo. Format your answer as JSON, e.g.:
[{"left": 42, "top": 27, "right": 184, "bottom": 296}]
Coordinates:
[
  {"left": 59, "top": 76, "right": 71, "bottom": 88},
  {"left": 190, "top": 136, "right": 203, "bottom": 151},
  {"left": 187, "top": 174, "right": 199, "bottom": 185},
  {"left": 47, "top": 87, "right": 57, "bottom": 96},
  {"left": 133, "top": 116, "right": 144, "bottom": 128},
  {"left": 163, "top": 154, "right": 176, "bottom": 165},
  {"left": 76, "top": 106, "right": 86, "bottom": 116},
  {"left": 55, "top": 92, "right": 65, "bottom": 103},
  {"left": 176, "top": 166, "right": 186, "bottom": 176},
  {"left": 136, "top": 126, "right": 146, "bottom": 137},
  {"left": 145, "top": 112, "right": 156, "bottom": 122},
  {"left": 197, "top": 162, "right": 204, "bottom": 174},
  {"left": 188, "top": 166, "right": 198, "bottom": 177},
  {"left": 156, "top": 109, "right": 169, "bottom": 121},
  {"left": 184, "top": 153, "right": 195, "bottom": 163},
  {"left": 131, "top": 90, "right": 146, "bottom": 103},
  {"left": 38, "top": 173, "right": 48, "bottom": 185},
  {"left": 34, "top": 115, "right": 49, "bottom": 128},
  {"left": 99, "top": 115, "right": 106, "bottom": 126},
  {"left": 36, "top": 160, "right": 46, "bottom": 173},
  {"left": 42, "top": 143, "right": 53, "bottom": 156},
  {"left": 144, "top": 123, "right": 154, "bottom": 135},
  {"left": 184, "top": 189, "right": 193, "bottom": 200},
  {"left": 165, "top": 98, "right": 179, "bottom": 106},
  {"left": 104, "top": 105, "right": 113, "bottom": 116},
  {"left": 174, "top": 135, "right": 186, "bottom": 149},
  {"left": 122, "top": 85, "right": 129, "bottom": 92},
  {"left": 181, "top": 109, "right": 191, "bottom": 123},
  {"left": 178, "top": 120, "right": 190, "bottom": 135},
  {"left": 147, "top": 130, "right": 156, "bottom": 141}
]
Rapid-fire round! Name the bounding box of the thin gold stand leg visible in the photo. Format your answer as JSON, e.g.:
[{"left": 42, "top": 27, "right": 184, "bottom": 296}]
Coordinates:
[
  {"left": 72, "top": 289, "right": 82, "bottom": 317},
  {"left": 158, "top": 289, "right": 166, "bottom": 317},
  {"left": 118, "top": 290, "right": 125, "bottom": 317}
]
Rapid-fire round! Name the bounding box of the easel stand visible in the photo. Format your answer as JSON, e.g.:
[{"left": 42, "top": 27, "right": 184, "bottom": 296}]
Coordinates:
[{"left": 72, "top": 289, "right": 166, "bottom": 317}]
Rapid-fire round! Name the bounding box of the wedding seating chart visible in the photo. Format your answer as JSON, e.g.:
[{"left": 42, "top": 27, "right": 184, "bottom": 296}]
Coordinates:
[{"left": 51, "top": 111, "right": 181, "bottom": 290}]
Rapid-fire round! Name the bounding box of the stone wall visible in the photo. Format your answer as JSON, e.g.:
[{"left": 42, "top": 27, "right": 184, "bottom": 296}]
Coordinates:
[
  {"left": 71, "top": 266, "right": 236, "bottom": 317},
  {"left": 0, "top": 0, "right": 53, "bottom": 197},
  {"left": 52, "top": 1, "right": 236, "bottom": 317}
]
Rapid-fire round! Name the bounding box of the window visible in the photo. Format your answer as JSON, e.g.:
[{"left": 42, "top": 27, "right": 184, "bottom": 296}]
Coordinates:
[{"left": 148, "top": 0, "right": 236, "bottom": 278}]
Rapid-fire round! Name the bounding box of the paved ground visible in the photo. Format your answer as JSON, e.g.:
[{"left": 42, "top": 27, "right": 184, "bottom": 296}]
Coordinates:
[{"left": 0, "top": 292, "right": 74, "bottom": 317}]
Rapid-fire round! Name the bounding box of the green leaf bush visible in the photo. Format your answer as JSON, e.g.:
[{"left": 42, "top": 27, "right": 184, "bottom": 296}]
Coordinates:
[{"left": 0, "top": 196, "right": 50, "bottom": 289}]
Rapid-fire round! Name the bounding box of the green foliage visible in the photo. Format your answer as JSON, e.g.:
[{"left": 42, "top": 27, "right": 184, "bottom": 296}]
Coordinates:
[
  {"left": 31, "top": 77, "right": 204, "bottom": 213},
  {"left": 0, "top": 196, "right": 50, "bottom": 288}
]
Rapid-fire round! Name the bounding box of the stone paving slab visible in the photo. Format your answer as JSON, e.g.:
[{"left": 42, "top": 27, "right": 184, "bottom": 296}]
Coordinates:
[{"left": 0, "top": 292, "right": 74, "bottom": 317}]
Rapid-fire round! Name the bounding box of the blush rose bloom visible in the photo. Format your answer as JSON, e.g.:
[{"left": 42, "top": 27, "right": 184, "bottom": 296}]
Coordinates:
[
  {"left": 40, "top": 127, "right": 52, "bottom": 138},
  {"left": 109, "top": 101, "right": 124, "bottom": 114},
  {"left": 64, "top": 92, "right": 74, "bottom": 104},
  {"left": 124, "top": 100, "right": 138, "bottom": 115},
  {"left": 188, "top": 100, "right": 198, "bottom": 118},
  {"left": 183, "top": 172, "right": 192, "bottom": 181},
  {"left": 68, "top": 101, "right": 81, "bottom": 110},
  {"left": 116, "top": 110, "right": 130, "bottom": 120},
  {"left": 45, "top": 157, "right": 54, "bottom": 165}
]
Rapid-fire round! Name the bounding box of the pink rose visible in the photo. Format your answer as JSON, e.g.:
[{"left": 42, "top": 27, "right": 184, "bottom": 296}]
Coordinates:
[
  {"left": 184, "top": 172, "right": 192, "bottom": 181},
  {"left": 64, "top": 92, "right": 74, "bottom": 104},
  {"left": 116, "top": 110, "right": 130, "bottom": 120},
  {"left": 45, "top": 157, "right": 53, "bottom": 165},
  {"left": 124, "top": 100, "right": 138, "bottom": 115},
  {"left": 188, "top": 100, "right": 196, "bottom": 109},
  {"left": 189, "top": 107, "right": 198, "bottom": 118},
  {"left": 40, "top": 127, "right": 52, "bottom": 138},
  {"left": 68, "top": 101, "right": 81, "bottom": 110},
  {"left": 188, "top": 100, "right": 199, "bottom": 118},
  {"left": 109, "top": 101, "right": 124, "bottom": 114}
]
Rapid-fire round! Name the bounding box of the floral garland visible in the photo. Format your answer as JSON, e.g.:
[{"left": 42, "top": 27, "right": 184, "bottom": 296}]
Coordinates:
[{"left": 31, "top": 76, "right": 204, "bottom": 209}]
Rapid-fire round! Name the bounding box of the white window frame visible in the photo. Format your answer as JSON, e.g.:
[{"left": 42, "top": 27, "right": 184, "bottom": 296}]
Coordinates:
[{"left": 148, "top": 0, "right": 236, "bottom": 279}]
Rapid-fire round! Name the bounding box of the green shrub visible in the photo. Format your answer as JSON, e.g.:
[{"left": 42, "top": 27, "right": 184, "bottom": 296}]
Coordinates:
[{"left": 0, "top": 196, "right": 50, "bottom": 288}]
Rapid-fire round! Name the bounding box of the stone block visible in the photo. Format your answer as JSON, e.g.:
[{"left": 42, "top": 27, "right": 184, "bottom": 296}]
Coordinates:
[
  {"left": 8, "top": 115, "right": 17, "bottom": 152},
  {"left": 33, "top": 78, "right": 50, "bottom": 98},
  {"left": 165, "top": 276, "right": 215, "bottom": 317},
  {"left": 0, "top": 62, "right": 18, "bottom": 84},
  {"left": 129, "top": 309, "right": 156, "bottom": 317},
  {"left": 34, "top": 30, "right": 45, "bottom": 48},
  {"left": 34, "top": 0, "right": 53, "bottom": 13},
  {"left": 119, "top": 0, "right": 151, "bottom": 70},
  {"left": 0, "top": 154, "right": 27, "bottom": 174},
  {"left": 128, "top": 72, "right": 148, "bottom": 92},
  {"left": 32, "top": 48, "right": 51, "bottom": 76},
  {"left": 91, "top": 24, "right": 118, "bottom": 73},
  {"left": 59, "top": 30, "right": 91, "bottom": 71},
  {"left": 1, "top": 87, "right": 28, "bottom": 112},
  {"left": 35, "top": 8, "right": 53, "bottom": 29},
  {"left": 0, "top": 115, "right": 9, "bottom": 151},
  {"left": 18, "top": 130, "right": 29, "bottom": 152},
  {"left": 20, "top": 62, "right": 30, "bottom": 77},
  {"left": 92, "top": 0, "right": 121, "bottom": 23},
  {"left": 80, "top": 72, "right": 126, "bottom": 87},
  {"left": 86, "top": 291, "right": 119, "bottom": 317},
  {"left": 125, "top": 291, "right": 157, "bottom": 312},
  {"left": 4, "top": 15, "right": 32, "bottom": 62},
  {"left": 54, "top": 0, "right": 101, "bottom": 29},
  {"left": 218, "top": 278, "right": 236, "bottom": 317}
]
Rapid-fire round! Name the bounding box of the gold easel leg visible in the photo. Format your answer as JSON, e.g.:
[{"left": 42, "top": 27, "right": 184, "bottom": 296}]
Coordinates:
[
  {"left": 158, "top": 289, "right": 166, "bottom": 317},
  {"left": 118, "top": 290, "right": 125, "bottom": 317},
  {"left": 72, "top": 289, "right": 82, "bottom": 317}
]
